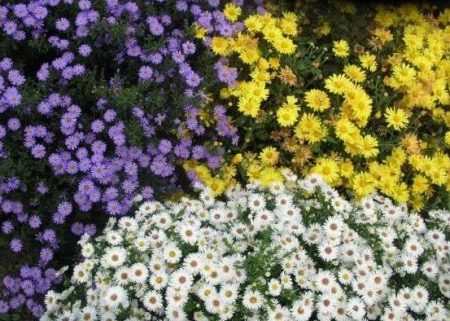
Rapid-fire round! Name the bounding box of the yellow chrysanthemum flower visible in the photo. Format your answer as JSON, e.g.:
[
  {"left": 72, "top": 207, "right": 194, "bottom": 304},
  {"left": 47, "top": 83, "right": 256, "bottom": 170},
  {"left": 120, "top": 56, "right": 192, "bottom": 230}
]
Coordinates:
[
  {"left": 259, "top": 147, "right": 280, "bottom": 166},
  {"left": 361, "top": 135, "right": 379, "bottom": 158},
  {"left": 223, "top": 3, "right": 242, "bottom": 22},
  {"left": 352, "top": 172, "right": 376, "bottom": 198},
  {"left": 277, "top": 103, "right": 299, "bottom": 127},
  {"left": 385, "top": 108, "right": 409, "bottom": 130},
  {"left": 335, "top": 118, "right": 359, "bottom": 142},
  {"left": 343, "top": 64, "right": 366, "bottom": 83},
  {"left": 211, "top": 37, "right": 231, "bottom": 56},
  {"left": 273, "top": 37, "right": 297, "bottom": 55},
  {"left": 412, "top": 175, "right": 430, "bottom": 194},
  {"left": 237, "top": 97, "right": 260, "bottom": 117},
  {"left": 193, "top": 24, "right": 208, "bottom": 40},
  {"left": 244, "top": 15, "right": 263, "bottom": 32},
  {"left": 325, "top": 74, "right": 353, "bottom": 95},
  {"left": 304, "top": 89, "right": 331, "bottom": 111},
  {"left": 295, "top": 113, "right": 327, "bottom": 143},
  {"left": 445, "top": 131, "right": 450, "bottom": 146},
  {"left": 332, "top": 40, "right": 350, "bottom": 58},
  {"left": 311, "top": 158, "right": 340, "bottom": 185},
  {"left": 359, "top": 53, "right": 377, "bottom": 72}
]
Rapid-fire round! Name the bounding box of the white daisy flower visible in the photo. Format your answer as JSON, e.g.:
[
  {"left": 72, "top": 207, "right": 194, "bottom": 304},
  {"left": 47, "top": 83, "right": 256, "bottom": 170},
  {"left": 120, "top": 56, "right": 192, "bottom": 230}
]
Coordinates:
[
  {"left": 142, "top": 290, "right": 162, "bottom": 312},
  {"left": 248, "top": 194, "right": 266, "bottom": 212},
  {"left": 318, "top": 241, "right": 339, "bottom": 262},
  {"left": 219, "top": 284, "right": 238, "bottom": 304},
  {"left": 346, "top": 297, "right": 366, "bottom": 320},
  {"left": 102, "top": 247, "right": 127, "bottom": 268},
  {"left": 149, "top": 271, "right": 168, "bottom": 290},
  {"left": 105, "top": 231, "right": 123, "bottom": 246},
  {"left": 72, "top": 264, "right": 90, "bottom": 283},
  {"left": 103, "top": 286, "right": 127, "bottom": 309},
  {"left": 130, "top": 263, "right": 148, "bottom": 283},
  {"left": 291, "top": 299, "right": 313, "bottom": 321},
  {"left": 80, "top": 306, "right": 97, "bottom": 321},
  {"left": 44, "top": 290, "right": 59, "bottom": 312},
  {"left": 118, "top": 217, "right": 138, "bottom": 232},
  {"left": 165, "top": 304, "right": 187, "bottom": 321},
  {"left": 242, "top": 289, "right": 264, "bottom": 310},
  {"left": 164, "top": 243, "right": 182, "bottom": 264},
  {"left": 268, "top": 278, "right": 282, "bottom": 296}
]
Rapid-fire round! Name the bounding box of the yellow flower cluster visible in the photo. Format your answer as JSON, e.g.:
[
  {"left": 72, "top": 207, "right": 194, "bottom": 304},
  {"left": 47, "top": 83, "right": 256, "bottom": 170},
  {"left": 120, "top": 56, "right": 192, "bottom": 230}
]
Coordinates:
[
  {"left": 211, "top": 11, "right": 298, "bottom": 118},
  {"left": 194, "top": 3, "right": 450, "bottom": 210}
]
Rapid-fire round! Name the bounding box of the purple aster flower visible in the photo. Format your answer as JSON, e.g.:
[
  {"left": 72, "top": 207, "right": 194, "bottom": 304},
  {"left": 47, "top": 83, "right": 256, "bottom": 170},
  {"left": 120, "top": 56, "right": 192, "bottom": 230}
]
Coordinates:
[
  {"left": 65, "top": 135, "right": 80, "bottom": 150},
  {"left": 207, "top": 155, "right": 222, "bottom": 170},
  {"left": 208, "top": 0, "right": 220, "bottom": 6},
  {"left": 122, "top": 179, "right": 137, "bottom": 194},
  {"left": 91, "top": 140, "right": 106, "bottom": 154},
  {"left": 103, "top": 109, "right": 116, "bottom": 122},
  {"left": 103, "top": 186, "right": 118, "bottom": 201},
  {"left": 8, "top": 69, "right": 25, "bottom": 86},
  {"left": 141, "top": 186, "right": 154, "bottom": 199},
  {"left": 175, "top": 0, "right": 188, "bottom": 12},
  {"left": 1, "top": 221, "right": 13, "bottom": 234},
  {"left": 83, "top": 224, "right": 96, "bottom": 236},
  {"left": 147, "top": 17, "right": 164, "bottom": 36},
  {"left": 172, "top": 51, "right": 185, "bottom": 64},
  {"left": 9, "top": 295, "right": 25, "bottom": 309},
  {"left": 55, "top": 17, "right": 70, "bottom": 31},
  {"left": 40, "top": 248, "right": 53, "bottom": 263},
  {"left": 192, "top": 145, "right": 207, "bottom": 159},
  {"left": 66, "top": 160, "right": 79, "bottom": 174},
  {"left": 29, "top": 215, "right": 42, "bottom": 229},
  {"left": 106, "top": 200, "right": 121, "bottom": 216},
  {"left": 158, "top": 139, "right": 172, "bottom": 154},
  {"left": 21, "top": 280, "right": 35, "bottom": 297},
  {"left": 138, "top": 65, "right": 153, "bottom": 81},
  {"left": 3, "top": 87, "right": 22, "bottom": 107},
  {"left": 42, "top": 229, "right": 57, "bottom": 245},
  {"left": 31, "top": 144, "right": 46, "bottom": 159},
  {"left": 79, "top": 158, "right": 92, "bottom": 172},
  {"left": 0, "top": 300, "right": 8, "bottom": 314},
  {"left": 185, "top": 71, "right": 201, "bottom": 87},
  {"left": 10, "top": 239, "right": 23, "bottom": 253},
  {"left": 3, "top": 21, "right": 18, "bottom": 36},
  {"left": 71, "top": 222, "right": 84, "bottom": 235},
  {"left": 37, "top": 63, "right": 50, "bottom": 81},
  {"left": 182, "top": 41, "right": 196, "bottom": 55},
  {"left": 90, "top": 119, "right": 104, "bottom": 133},
  {"left": 0, "top": 58, "right": 13, "bottom": 71},
  {"left": 78, "top": 179, "right": 94, "bottom": 194},
  {"left": 36, "top": 182, "right": 49, "bottom": 194},
  {"left": 57, "top": 202, "right": 72, "bottom": 216},
  {"left": 8, "top": 118, "right": 21, "bottom": 131},
  {"left": 149, "top": 53, "right": 163, "bottom": 64}
]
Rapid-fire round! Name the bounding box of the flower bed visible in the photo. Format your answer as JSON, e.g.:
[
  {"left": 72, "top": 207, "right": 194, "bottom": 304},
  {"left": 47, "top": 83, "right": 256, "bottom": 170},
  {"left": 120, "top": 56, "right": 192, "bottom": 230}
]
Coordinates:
[{"left": 41, "top": 174, "right": 450, "bottom": 321}]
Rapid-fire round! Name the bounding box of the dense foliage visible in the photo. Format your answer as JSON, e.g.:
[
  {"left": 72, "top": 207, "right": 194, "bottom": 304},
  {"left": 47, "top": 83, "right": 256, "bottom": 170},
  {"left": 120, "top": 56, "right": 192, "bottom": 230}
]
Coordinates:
[{"left": 0, "top": 0, "right": 448, "bottom": 320}]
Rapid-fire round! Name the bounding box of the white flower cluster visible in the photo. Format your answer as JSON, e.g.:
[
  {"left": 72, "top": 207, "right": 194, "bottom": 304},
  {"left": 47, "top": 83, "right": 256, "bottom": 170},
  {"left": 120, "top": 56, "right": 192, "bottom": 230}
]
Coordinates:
[{"left": 41, "top": 174, "right": 450, "bottom": 321}]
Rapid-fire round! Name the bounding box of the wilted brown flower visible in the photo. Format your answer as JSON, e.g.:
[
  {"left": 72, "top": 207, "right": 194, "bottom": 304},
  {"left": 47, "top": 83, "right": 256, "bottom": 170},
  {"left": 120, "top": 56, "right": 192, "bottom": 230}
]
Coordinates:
[{"left": 278, "top": 66, "right": 298, "bottom": 87}]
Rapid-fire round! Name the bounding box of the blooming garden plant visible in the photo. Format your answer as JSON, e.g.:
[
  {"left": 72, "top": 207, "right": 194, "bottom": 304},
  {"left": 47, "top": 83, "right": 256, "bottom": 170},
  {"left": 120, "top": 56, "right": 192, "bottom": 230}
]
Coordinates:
[
  {"left": 193, "top": 2, "right": 450, "bottom": 211},
  {"left": 40, "top": 173, "right": 450, "bottom": 321},
  {"left": 0, "top": 0, "right": 264, "bottom": 318},
  {"left": 0, "top": 0, "right": 449, "bottom": 320}
]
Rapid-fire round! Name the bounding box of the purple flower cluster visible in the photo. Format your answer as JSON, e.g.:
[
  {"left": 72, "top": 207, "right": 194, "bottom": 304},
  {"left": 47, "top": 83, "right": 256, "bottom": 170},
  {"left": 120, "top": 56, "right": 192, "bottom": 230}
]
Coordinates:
[
  {"left": 0, "top": 58, "right": 24, "bottom": 151},
  {"left": 0, "top": 0, "right": 264, "bottom": 318},
  {"left": 214, "top": 59, "right": 239, "bottom": 87}
]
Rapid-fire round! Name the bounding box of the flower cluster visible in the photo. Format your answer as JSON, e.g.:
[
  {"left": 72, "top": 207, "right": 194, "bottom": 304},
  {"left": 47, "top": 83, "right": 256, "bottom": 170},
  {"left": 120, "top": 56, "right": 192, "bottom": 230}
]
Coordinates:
[
  {"left": 0, "top": 0, "right": 263, "bottom": 318},
  {"left": 41, "top": 173, "right": 450, "bottom": 321},
  {"left": 197, "top": 2, "right": 450, "bottom": 210}
]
